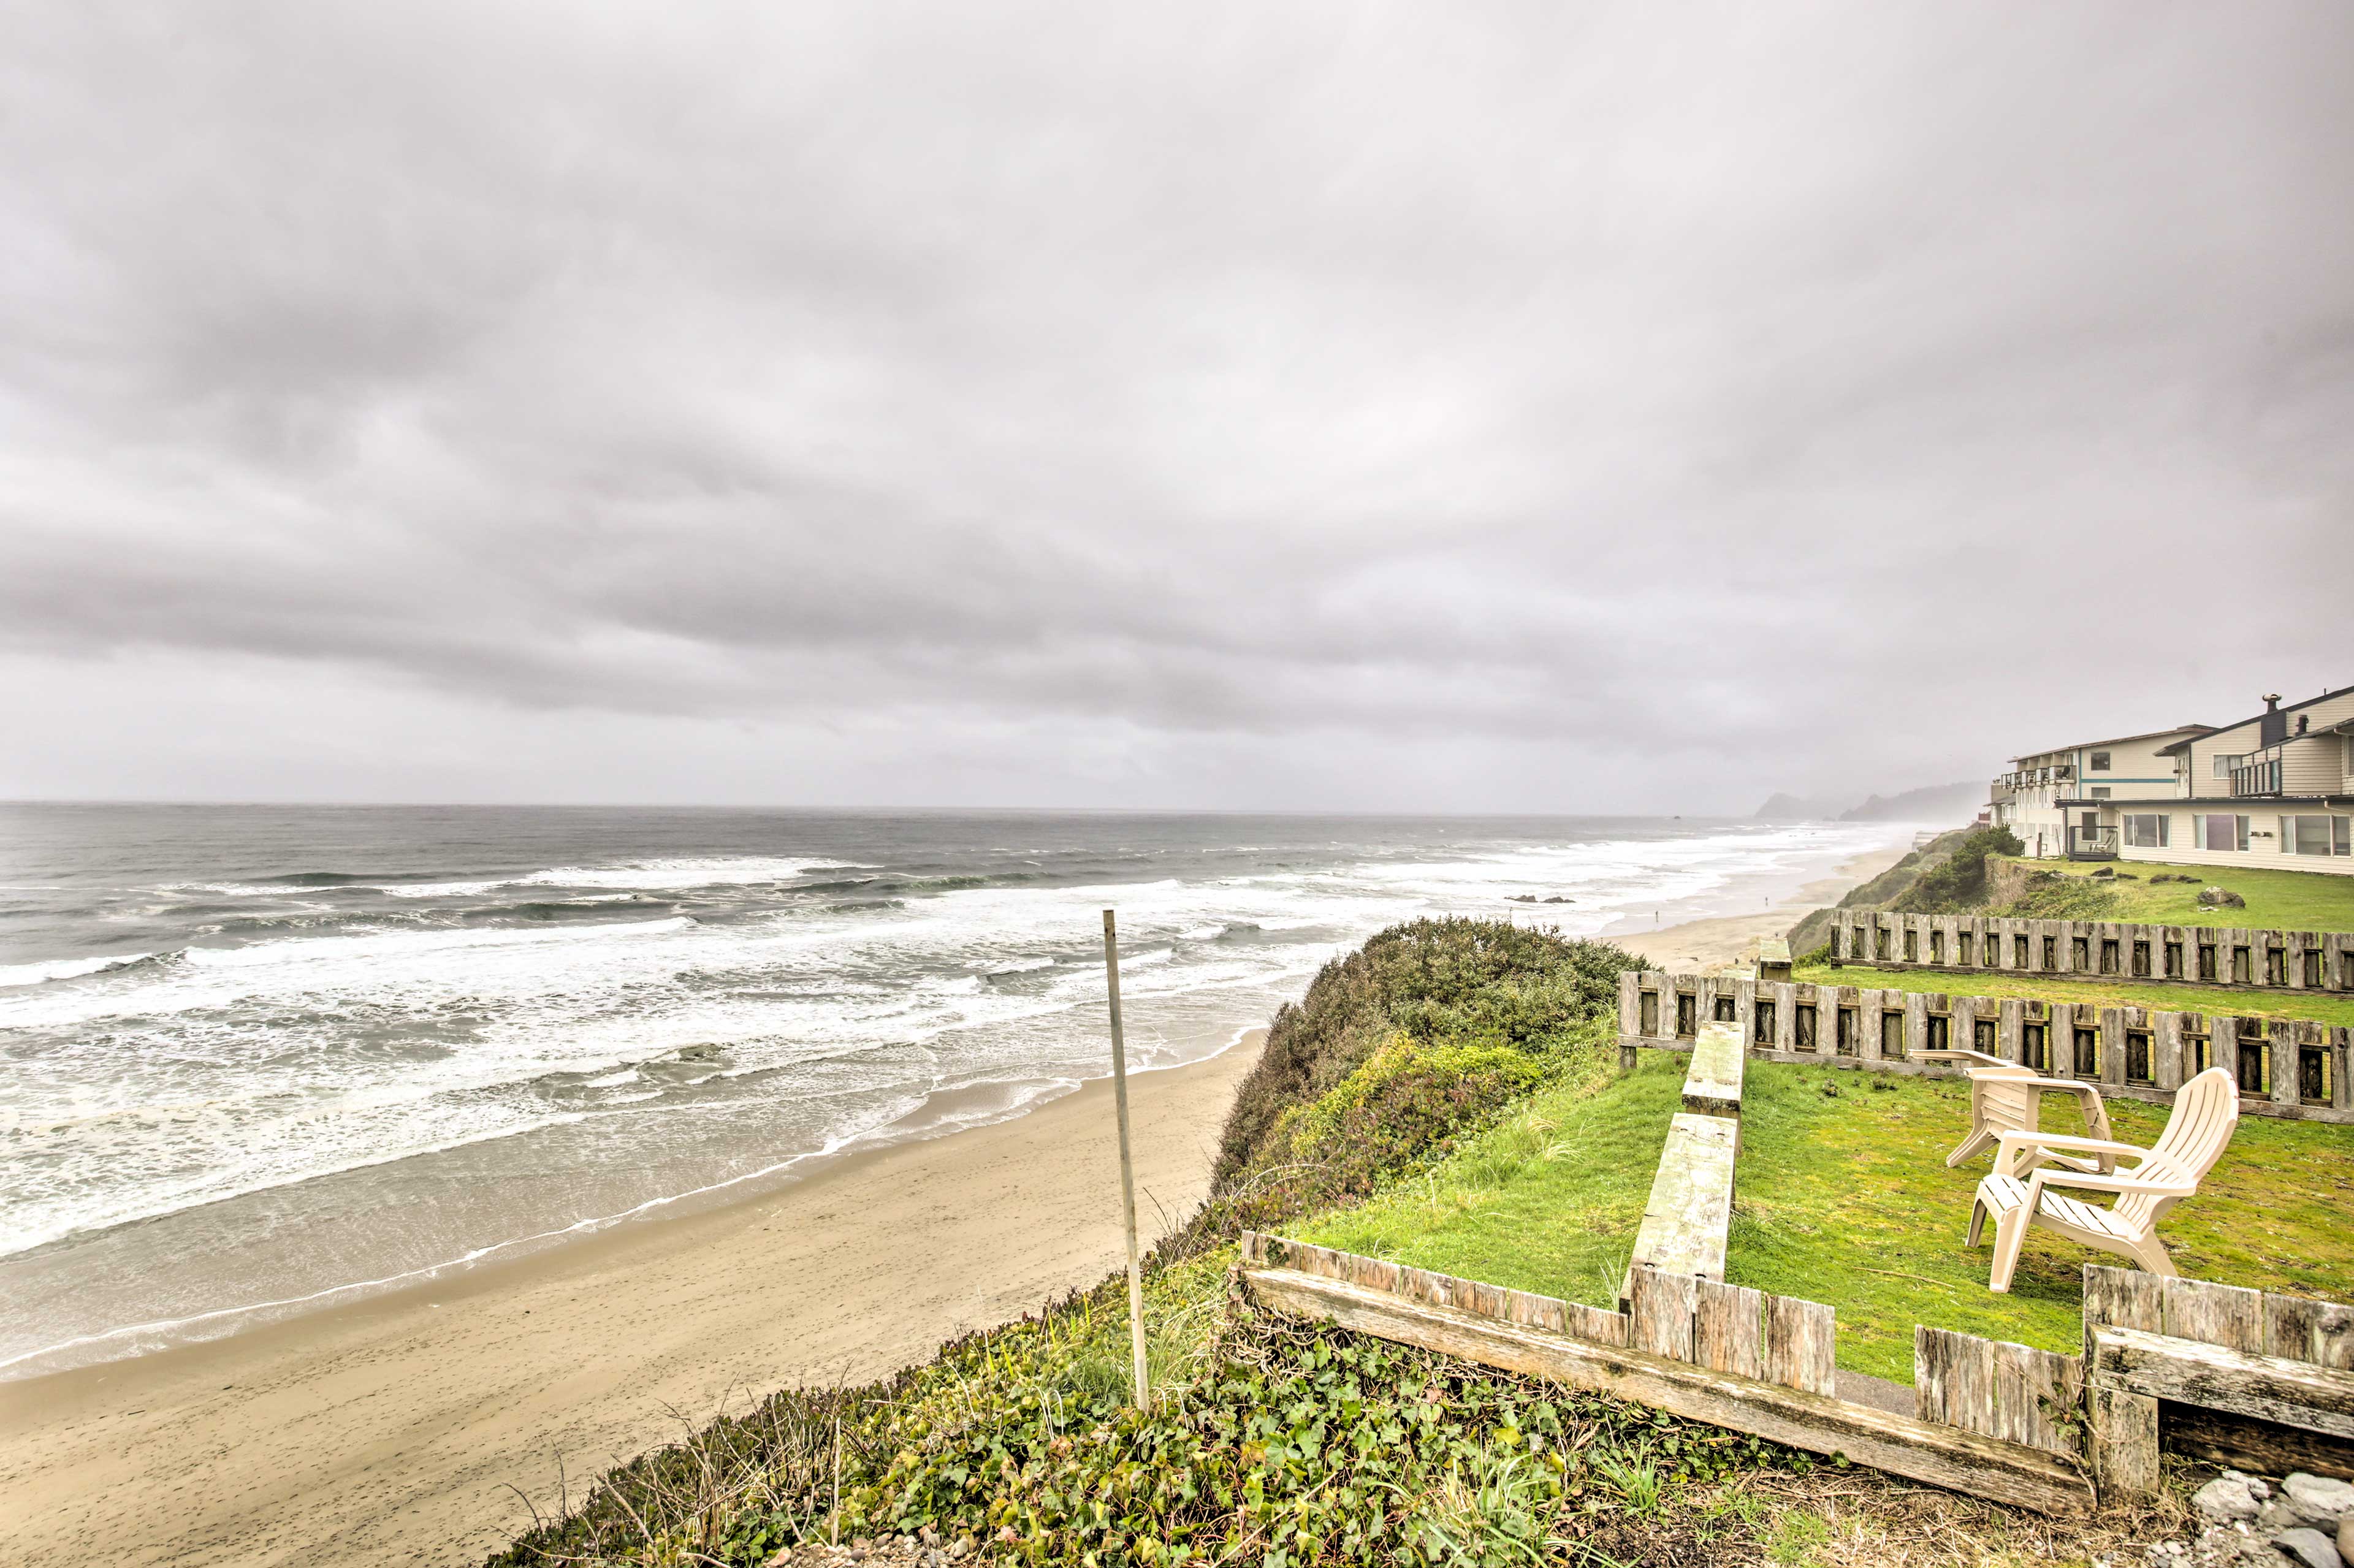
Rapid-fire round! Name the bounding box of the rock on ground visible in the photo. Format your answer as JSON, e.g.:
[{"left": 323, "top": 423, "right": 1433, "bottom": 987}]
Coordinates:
[
  {"left": 2159, "top": 1471, "right": 2354, "bottom": 1568},
  {"left": 2272, "top": 1527, "right": 2344, "bottom": 1568},
  {"left": 2282, "top": 1474, "right": 2354, "bottom": 1529},
  {"left": 2195, "top": 1475, "right": 2263, "bottom": 1524}
]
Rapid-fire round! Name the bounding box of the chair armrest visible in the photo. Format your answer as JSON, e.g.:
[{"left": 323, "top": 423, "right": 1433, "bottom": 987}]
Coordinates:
[
  {"left": 1995, "top": 1130, "right": 2141, "bottom": 1155},
  {"left": 1994, "top": 1129, "right": 2144, "bottom": 1177},
  {"left": 2011, "top": 1077, "right": 2106, "bottom": 1100},
  {"left": 1918, "top": 1049, "right": 2008, "bottom": 1067},
  {"left": 2030, "top": 1166, "right": 2195, "bottom": 1200}
]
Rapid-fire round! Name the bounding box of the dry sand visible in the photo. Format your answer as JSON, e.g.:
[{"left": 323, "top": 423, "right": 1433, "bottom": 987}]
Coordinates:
[
  {"left": 0, "top": 1034, "right": 1267, "bottom": 1568},
  {"left": 1608, "top": 842, "right": 1913, "bottom": 971}
]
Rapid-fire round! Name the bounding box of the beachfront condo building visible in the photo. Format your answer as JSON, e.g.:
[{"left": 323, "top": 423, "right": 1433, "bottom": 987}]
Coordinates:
[
  {"left": 1987, "top": 687, "right": 2354, "bottom": 876},
  {"left": 1988, "top": 724, "right": 2210, "bottom": 861}
]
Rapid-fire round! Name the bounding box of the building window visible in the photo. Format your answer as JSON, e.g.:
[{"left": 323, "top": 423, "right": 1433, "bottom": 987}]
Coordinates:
[
  {"left": 2213, "top": 753, "right": 2244, "bottom": 778},
  {"left": 2124, "top": 813, "right": 2168, "bottom": 848},
  {"left": 2090, "top": 786, "right": 2112, "bottom": 799},
  {"left": 2090, "top": 750, "right": 2112, "bottom": 771},
  {"left": 2280, "top": 815, "right": 2352, "bottom": 856},
  {"left": 2195, "top": 813, "right": 2250, "bottom": 851}
]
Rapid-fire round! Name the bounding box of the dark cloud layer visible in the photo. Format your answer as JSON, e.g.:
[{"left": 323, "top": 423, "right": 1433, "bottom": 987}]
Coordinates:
[{"left": 2, "top": 2, "right": 2350, "bottom": 809}]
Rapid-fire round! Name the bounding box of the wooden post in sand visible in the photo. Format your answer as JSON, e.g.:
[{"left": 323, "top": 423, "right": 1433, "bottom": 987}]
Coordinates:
[{"left": 1102, "top": 908, "right": 1150, "bottom": 1412}]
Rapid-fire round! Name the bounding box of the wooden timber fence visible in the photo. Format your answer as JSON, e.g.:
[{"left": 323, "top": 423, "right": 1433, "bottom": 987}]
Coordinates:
[
  {"left": 1237, "top": 1243, "right": 2354, "bottom": 1510},
  {"left": 1828, "top": 910, "right": 2354, "bottom": 1000},
  {"left": 1615, "top": 969, "right": 2354, "bottom": 1124},
  {"left": 1238, "top": 1233, "right": 2088, "bottom": 1513}
]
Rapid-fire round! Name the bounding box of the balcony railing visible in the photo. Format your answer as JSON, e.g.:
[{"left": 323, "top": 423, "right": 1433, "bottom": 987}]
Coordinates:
[
  {"left": 2230, "top": 759, "right": 2284, "bottom": 797},
  {"left": 1991, "top": 765, "right": 2077, "bottom": 791}
]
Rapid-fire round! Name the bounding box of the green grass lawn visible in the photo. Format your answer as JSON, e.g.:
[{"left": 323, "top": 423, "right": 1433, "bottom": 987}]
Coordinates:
[
  {"left": 1797, "top": 959, "right": 2354, "bottom": 1029},
  {"left": 1290, "top": 1054, "right": 2354, "bottom": 1385},
  {"left": 1993, "top": 854, "right": 2354, "bottom": 932}
]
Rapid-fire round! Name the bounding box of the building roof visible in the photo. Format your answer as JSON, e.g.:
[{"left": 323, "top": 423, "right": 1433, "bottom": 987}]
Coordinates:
[
  {"left": 2094, "top": 793, "right": 2354, "bottom": 807},
  {"left": 2163, "top": 682, "right": 2354, "bottom": 749},
  {"left": 2008, "top": 723, "right": 2211, "bottom": 764}
]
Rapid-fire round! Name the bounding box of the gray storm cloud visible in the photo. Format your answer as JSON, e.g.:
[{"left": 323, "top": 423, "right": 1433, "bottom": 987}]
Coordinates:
[{"left": 1, "top": 1, "right": 2349, "bottom": 809}]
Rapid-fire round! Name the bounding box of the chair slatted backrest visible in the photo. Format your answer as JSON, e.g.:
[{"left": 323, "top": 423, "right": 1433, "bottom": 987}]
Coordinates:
[
  {"left": 2114, "top": 1068, "right": 2238, "bottom": 1233},
  {"left": 1973, "top": 1065, "right": 2109, "bottom": 1144},
  {"left": 1972, "top": 1066, "right": 2042, "bottom": 1134}
]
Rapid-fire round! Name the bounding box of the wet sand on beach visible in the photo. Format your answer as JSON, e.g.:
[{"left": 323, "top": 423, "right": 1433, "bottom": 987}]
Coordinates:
[{"left": 0, "top": 1035, "right": 1267, "bottom": 1567}]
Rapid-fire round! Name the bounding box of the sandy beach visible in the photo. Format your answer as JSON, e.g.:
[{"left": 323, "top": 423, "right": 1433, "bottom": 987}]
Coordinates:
[
  {"left": 0, "top": 1035, "right": 1267, "bottom": 1568},
  {"left": 1608, "top": 841, "right": 1911, "bottom": 970}
]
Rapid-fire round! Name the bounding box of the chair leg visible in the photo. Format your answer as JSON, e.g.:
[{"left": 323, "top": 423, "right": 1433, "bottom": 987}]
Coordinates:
[
  {"left": 1967, "top": 1197, "right": 1989, "bottom": 1247},
  {"left": 2125, "top": 1233, "right": 2177, "bottom": 1278},
  {"left": 1989, "top": 1208, "right": 2030, "bottom": 1293},
  {"left": 1946, "top": 1127, "right": 1992, "bottom": 1168}
]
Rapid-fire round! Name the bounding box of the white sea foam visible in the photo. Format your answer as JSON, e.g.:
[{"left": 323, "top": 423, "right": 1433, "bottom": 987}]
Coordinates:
[
  {"left": 0, "top": 952, "right": 150, "bottom": 988},
  {"left": 381, "top": 857, "right": 858, "bottom": 898}
]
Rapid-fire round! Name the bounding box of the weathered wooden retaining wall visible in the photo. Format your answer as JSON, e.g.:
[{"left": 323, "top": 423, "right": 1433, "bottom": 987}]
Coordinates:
[
  {"left": 1240, "top": 1239, "right": 2354, "bottom": 1504},
  {"left": 1828, "top": 910, "right": 2354, "bottom": 998},
  {"left": 1238, "top": 1232, "right": 2092, "bottom": 1512},
  {"left": 2081, "top": 1265, "right": 2354, "bottom": 1496},
  {"left": 1615, "top": 970, "right": 2354, "bottom": 1123}
]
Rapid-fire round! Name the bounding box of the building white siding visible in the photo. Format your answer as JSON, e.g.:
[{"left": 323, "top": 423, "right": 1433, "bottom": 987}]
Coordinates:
[
  {"left": 2113, "top": 807, "right": 2354, "bottom": 877},
  {"left": 2074, "top": 734, "right": 2189, "bottom": 800},
  {"left": 2282, "top": 734, "right": 2348, "bottom": 796}
]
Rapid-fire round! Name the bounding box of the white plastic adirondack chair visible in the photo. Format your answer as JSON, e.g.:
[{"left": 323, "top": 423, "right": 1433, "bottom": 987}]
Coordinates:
[
  {"left": 1916, "top": 1048, "right": 2114, "bottom": 1170},
  {"left": 1966, "top": 1067, "right": 2239, "bottom": 1293}
]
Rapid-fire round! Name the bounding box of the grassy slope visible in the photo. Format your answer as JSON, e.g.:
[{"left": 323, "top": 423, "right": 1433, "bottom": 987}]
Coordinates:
[
  {"left": 1292, "top": 1056, "right": 2354, "bottom": 1385},
  {"left": 1296, "top": 1055, "right": 1667, "bottom": 1315},
  {"left": 1989, "top": 855, "right": 2354, "bottom": 931},
  {"left": 1796, "top": 959, "right": 2354, "bottom": 1029}
]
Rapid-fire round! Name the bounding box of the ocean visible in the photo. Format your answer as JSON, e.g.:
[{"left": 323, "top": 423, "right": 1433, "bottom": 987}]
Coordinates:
[{"left": 0, "top": 803, "right": 1897, "bottom": 1379}]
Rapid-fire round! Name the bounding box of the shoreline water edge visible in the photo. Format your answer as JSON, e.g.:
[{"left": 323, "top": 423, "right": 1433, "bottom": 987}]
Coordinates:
[{"left": 0, "top": 826, "right": 1910, "bottom": 1567}]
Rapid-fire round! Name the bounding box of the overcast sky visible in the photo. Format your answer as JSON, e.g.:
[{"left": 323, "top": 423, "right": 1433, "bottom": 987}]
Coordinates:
[{"left": 2, "top": 2, "right": 2348, "bottom": 813}]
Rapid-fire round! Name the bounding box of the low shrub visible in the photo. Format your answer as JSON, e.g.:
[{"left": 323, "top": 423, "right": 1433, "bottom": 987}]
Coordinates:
[
  {"left": 1216, "top": 919, "right": 1637, "bottom": 1187},
  {"left": 491, "top": 1250, "right": 1803, "bottom": 1567},
  {"left": 1887, "top": 826, "right": 2024, "bottom": 913}
]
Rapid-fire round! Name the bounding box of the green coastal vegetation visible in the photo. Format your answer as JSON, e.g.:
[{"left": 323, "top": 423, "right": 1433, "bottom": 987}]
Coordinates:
[
  {"left": 490, "top": 849, "right": 2354, "bottom": 1567},
  {"left": 1983, "top": 853, "right": 2354, "bottom": 932}
]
